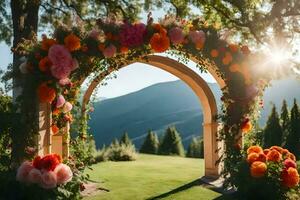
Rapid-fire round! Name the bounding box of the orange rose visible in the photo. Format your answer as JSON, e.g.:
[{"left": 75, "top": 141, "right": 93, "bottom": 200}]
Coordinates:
[
  {"left": 263, "top": 149, "right": 270, "bottom": 155},
  {"left": 247, "top": 153, "right": 259, "bottom": 164},
  {"left": 270, "top": 146, "right": 283, "bottom": 153},
  {"left": 39, "top": 57, "right": 52, "bottom": 72},
  {"left": 150, "top": 33, "right": 170, "bottom": 53},
  {"left": 120, "top": 46, "right": 129, "bottom": 54},
  {"left": 250, "top": 161, "right": 267, "bottom": 178},
  {"left": 37, "top": 82, "right": 56, "bottom": 103},
  {"left": 51, "top": 125, "right": 59, "bottom": 135},
  {"left": 41, "top": 38, "right": 57, "bottom": 51},
  {"left": 242, "top": 121, "right": 252, "bottom": 133},
  {"left": 64, "top": 33, "right": 81, "bottom": 51},
  {"left": 266, "top": 150, "right": 282, "bottom": 162},
  {"left": 281, "top": 167, "right": 300, "bottom": 188},
  {"left": 247, "top": 145, "right": 263, "bottom": 155},
  {"left": 286, "top": 153, "right": 296, "bottom": 161},
  {"left": 210, "top": 49, "right": 219, "bottom": 58}
]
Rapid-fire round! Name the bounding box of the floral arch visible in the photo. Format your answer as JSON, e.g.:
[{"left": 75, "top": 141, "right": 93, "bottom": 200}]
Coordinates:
[{"left": 16, "top": 15, "right": 263, "bottom": 186}]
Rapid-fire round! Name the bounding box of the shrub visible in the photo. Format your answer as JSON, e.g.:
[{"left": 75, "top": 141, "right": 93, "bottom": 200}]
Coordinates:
[{"left": 107, "top": 143, "right": 137, "bottom": 161}]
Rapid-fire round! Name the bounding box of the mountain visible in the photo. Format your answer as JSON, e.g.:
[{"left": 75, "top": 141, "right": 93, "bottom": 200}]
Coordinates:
[
  {"left": 88, "top": 80, "right": 222, "bottom": 149},
  {"left": 88, "top": 78, "right": 300, "bottom": 149}
]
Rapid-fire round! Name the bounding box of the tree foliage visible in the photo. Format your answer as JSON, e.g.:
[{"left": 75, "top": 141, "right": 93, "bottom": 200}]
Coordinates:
[
  {"left": 186, "top": 136, "right": 204, "bottom": 158},
  {"left": 158, "top": 126, "right": 185, "bottom": 156},
  {"left": 280, "top": 100, "right": 290, "bottom": 142},
  {"left": 140, "top": 130, "right": 159, "bottom": 154},
  {"left": 120, "top": 132, "right": 132, "bottom": 146}
]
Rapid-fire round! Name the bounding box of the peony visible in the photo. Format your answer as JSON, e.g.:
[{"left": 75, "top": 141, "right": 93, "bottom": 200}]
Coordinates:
[
  {"left": 16, "top": 161, "right": 34, "bottom": 182},
  {"left": 247, "top": 145, "right": 263, "bottom": 155},
  {"left": 64, "top": 33, "right": 81, "bottom": 52},
  {"left": 247, "top": 153, "right": 259, "bottom": 164},
  {"left": 37, "top": 82, "right": 56, "bottom": 103},
  {"left": 28, "top": 168, "right": 42, "bottom": 184},
  {"left": 63, "top": 102, "right": 73, "bottom": 113},
  {"left": 150, "top": 33, "right": 170, "bottom": 53},
  {"left": 281, "top": 167, "right": 300, "bottom": 188},
  {"left": 56, "top": 95, "right": 65, "bottom": 108},
  {"left": 39, "top": 154, "right": 61, "bottom": 171},
  {"left": 33, "top": 156, "right": 42, "bottom": 170},
  {"left": 266, "top": 150, "right": 282, "bottom": 162},
  {"left": 284, "top": 159, "right": 297, "bottom": 169},
  {"left": 54, "top": 164, "right": 73, "bottom": 185},
  {"left": 168, "top": 27, "right": 184, "bottom": 45},
  {"left": 119, "top": 22, "right": 146, "bottom": 48},
  {"left": 250, "top": 161, "right": 267, "bottom": 178},
  {"left": 102, "top": 44, "right": 117, "bottom": 58},
  {"left": 48, "top": 44, "right": 76, "bottom": 79},
  {"left": 40, "top": 171, "right": 57, "bottom": 189}
]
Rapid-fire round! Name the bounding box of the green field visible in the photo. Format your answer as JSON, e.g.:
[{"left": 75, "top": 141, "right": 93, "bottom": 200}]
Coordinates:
[{"left": 84, "top": 154, "right": 225, "bottom": 200}]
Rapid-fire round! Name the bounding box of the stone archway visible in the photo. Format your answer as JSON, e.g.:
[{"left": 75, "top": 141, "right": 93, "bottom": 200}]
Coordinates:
[{"left": 80, "top": 55, "right": 225, "bottom": 177}]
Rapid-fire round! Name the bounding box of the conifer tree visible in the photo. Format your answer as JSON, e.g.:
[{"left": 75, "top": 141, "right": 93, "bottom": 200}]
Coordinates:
[
  {"left": 263, "top": 105, "right": 283, "bottom": 148},
  {"left": 120, "top": 132, "right": 132, "bottom": 146},
  {"left": 158, "top": 126, "right": 185, "bottom": 156},
  {"left": 186, "top": 136, "right": 204, "bottom": 158},
  {"left": 139, "top": 130, "right": 159, "bottom": 154},
  {"left": 280, "top": 100, "right": 290, "bottom": 143},
  {"left": 285, "top": 99, "right": 300, "bottom": 158}
]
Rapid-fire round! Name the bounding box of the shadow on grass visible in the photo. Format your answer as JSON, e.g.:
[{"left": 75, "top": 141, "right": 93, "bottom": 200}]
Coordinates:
[{"left": 146, "top": 178, "right": 237, "bottom": 200}]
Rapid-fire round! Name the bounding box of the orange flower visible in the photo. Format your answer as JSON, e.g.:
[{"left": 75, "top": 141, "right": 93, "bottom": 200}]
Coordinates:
[
  {"left": 250, "top": 161, "right": 267, "bottom": 178},
  {"left": 247, "top": 145, "right": 263, "bottom": 155},
  {"left": 150, "top": 33, "right": 170, "bottom": 53},
  {"left": 51, "top": 125, "right": 59, "bottom": 135},
  {"left": 241, "top": 45, "right": 250, "bottom": 55},
  {"left": 281, "top": 167, "right": 300, "bottom": 188},
  {"left": 229, "top": 44, "right": 239, "bottom": 52},
  {"left": 263, "top": 149, "right": 270, "bottom": 155},
  {"left": 242, "top": 121, "right": 252, "bottom": 133},
  {"left": 229, "top": 63, "right": 240, "bottom": 73},
  {"left": 120, "top": 46, "right": 129, "bottom": 53},
  {"left": 64, "top": 33, "right": 81, "bottom": 52},
  {"left": 41, "top": 38, "right": 57, "bottom": 51},
  {"left": 210, "top": 49, "right": 219, "bottom": 58},
  {"left": 270, "top": 146, "right": 283, "bottom": 153},
  {"left": 52, "top": 108, "right": 60, "bottom": 115},
  {"left": 39, "top": 57, "right": 52, "bottom": 72},
  {"left": 222, "top": 52, "right": 233, "bottom": 65},
  {"left": 282, "top": 149, "right": 290, "bottom": 155},
  {"left": 266, "top": 150, "right": 282, "bottom": 162},
  {"left": 195, "top": 41, "right": 204, "bottom": 50},
  {"left": 286, "top": 153, "right": 296, "bottom": 161},
  {"left": 37, "top": 82, "right": 56, "bottom": 103},
  {"left": 247, "top": 153, "right": 259, "bottom": 164}
]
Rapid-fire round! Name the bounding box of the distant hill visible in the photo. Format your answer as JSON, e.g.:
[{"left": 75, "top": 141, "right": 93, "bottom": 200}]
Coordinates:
[{"left": 88, "top": 78, "right": 300, "bottom": 149}]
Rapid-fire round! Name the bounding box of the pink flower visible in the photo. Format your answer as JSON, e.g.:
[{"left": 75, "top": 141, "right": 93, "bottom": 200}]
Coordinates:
[
  {"left": 16, "top": 161, "right": 34, "bottom": 182},
  {"left": 189, "top": 30, "right": 205, "bottom": 44},
  {"left": 48, "top": 45, "right": 76, "bottom": 79},
  {"left": 103, "top": 44, "right": 116, "bottom": 58},
  {"left": 63, "top": 102, "right": 73, "bottom": 113},
  {"left": 89, "top": 29, "right": 100, "bottom": 40},
  {"left": 168, "top": 27, "right": 184, "bottom": 45},
  {"left": 54, "top": 164, "right": 73, "bottom": 185},
  {"left": 284, "top": 159, "right": 297, "bottom": 169},
  {"left": 40, "top": 171, "right": 57, "bottom": 189},
  {"left": 56, "top": 95, "right": 65, "bottom": 108},
  {"left": 58, "top": 78, "right": 71, "bottom": 86},
  {"left": 28, "top": 168, "right": 42, "bottom": 184},
  {"left": 119, "top": 22, "right": 146, "bottom": 48}
]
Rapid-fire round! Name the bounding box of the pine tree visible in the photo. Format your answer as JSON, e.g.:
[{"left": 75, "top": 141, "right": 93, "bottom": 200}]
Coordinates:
[
  {"left": 263, "top": 105, "right": 283, "bottom": 148},
  {"left": 120, "top": 132, "right": 132, "bottom": 146},
  {"left": 285, "top": 99, "right": 300, "bottom": 158},
  {"left": 139, "top": 130, "right": 159, "bottom": 154},
  {"left": 158, "top": 126, "right": 185, "bottom": 156},
  {"left": 187, "top": 137, "right": 204, "bottom": 158},
  {"left": 280, "top": 100, "right": 290, "bottom": 143}
]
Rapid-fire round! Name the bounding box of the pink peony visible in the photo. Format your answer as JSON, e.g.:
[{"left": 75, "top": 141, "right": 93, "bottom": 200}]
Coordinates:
[
  {"left": 119, "top": 22, "right": 146, "bottom": 48},
  {"left": 63, "top": 102, "right": 73, "bottom": 113},
  {"left": 48, "top": 45, "right": 76, "bottom": 79},
  {"left": 58, "top": 78, "right": 71, "bottom": 86},
  {"left": 40, "top": 171, "right": 57, "bottom": 189},
  {"left": 168, "top": 27, "right": 184, "bottom": 45},
  {"left": 103, "top": 44, "right": 117, "bottom": 58},
  {"left": 189, "top": 30, "right": 205, "bottom": 44},
  {"left": 56, "top": 95, "right": 65, "bottom": 108},
  {"left": 284, "top": 159, "right": 297, "bottom": 169},
  {"left": 28, "top": 168, "right": 42, "bottom": 184},
  {"left": 16, "top": 161, "right": 34, "bottom": 183},
  {"left": 54, "top": 164, "right": 73, "bottom": 185}
]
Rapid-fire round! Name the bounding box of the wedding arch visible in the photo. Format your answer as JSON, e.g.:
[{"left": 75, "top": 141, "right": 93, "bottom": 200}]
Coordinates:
[{"left": 16, "top": 15, "right": 263, "bottom": 181}]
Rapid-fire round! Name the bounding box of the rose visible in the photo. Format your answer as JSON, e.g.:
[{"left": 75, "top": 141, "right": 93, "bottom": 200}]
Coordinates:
[
  {"left": 56, "top": 95, "right": 65, "bottom": 108},
  {"left": 28, "top": 168, "right": 42, "bottom": 184},
  {"left": 54, "top": 164, "right": 73, "bottom": 185},
  {"left": 168, "top": 27, "right": 184, "bottom": 45},
  {"left": 38, "top": 154, "right": 61, "bottom": 171},
  {"left": 63, "top": 102, "right": 73, "bottom": 113},
  {"left": 102, "top": 44, "right": 117, "bottom": 58},
  {"left": 40, "top": 171, "right": 57, "bottom": 189},
  {"left": 16, "top": 161, "right": 34, "bottom": 182}
]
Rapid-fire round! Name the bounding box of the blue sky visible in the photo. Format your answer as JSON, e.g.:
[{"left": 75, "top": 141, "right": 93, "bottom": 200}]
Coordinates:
[{"left": 0, "top": 6, "right": 216, "bottom": 98}]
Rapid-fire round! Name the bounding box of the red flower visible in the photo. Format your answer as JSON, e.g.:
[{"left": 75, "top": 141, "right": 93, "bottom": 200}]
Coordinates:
[
  {"left": 33, "top": 156, "right": 42, "bottom": 170},
  {"left": 39, "top": 154, "right": 62, "bottom": 171},
  {"left": 281, "top": 167, "right": 300, "bottom": 188}
]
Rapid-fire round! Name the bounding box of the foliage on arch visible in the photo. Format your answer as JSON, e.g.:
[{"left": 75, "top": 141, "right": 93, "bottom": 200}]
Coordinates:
[{"left": 16, "top": 15, "right": 266, "bottom": 187}]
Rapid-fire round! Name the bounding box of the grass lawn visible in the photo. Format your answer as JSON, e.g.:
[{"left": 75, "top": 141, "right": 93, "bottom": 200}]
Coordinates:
[{"left": 84, "top": 154, "right": 224, "bottom": 200}]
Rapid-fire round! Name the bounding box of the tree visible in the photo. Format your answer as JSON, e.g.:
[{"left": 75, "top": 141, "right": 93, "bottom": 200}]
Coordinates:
[
  {"left": 139, "top": 130, "right": 159, "bottom": 154},
  {"left": 285, "top": 99, "right": 300, "bottom": 158},
  {"left": 186, "top": 136, "right": 204, "bottom": 158},
  {"left": 120, "top": 132, "right": 132, "bottom": 146},
  {"left": 158, "top": 126, "right": 185, "bottom": 156},
  {"left": 280, "top": 100, "right": 290, "bottom": 143},
  {"left": 263, "top": 105, "right": 283, "bottom": 148}
]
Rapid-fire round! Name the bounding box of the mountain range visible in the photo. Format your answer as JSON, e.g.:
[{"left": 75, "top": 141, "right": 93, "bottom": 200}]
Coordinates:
[{"left": 88, "top": 78, "right": 300, "bottom": 149}]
